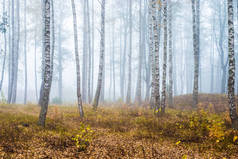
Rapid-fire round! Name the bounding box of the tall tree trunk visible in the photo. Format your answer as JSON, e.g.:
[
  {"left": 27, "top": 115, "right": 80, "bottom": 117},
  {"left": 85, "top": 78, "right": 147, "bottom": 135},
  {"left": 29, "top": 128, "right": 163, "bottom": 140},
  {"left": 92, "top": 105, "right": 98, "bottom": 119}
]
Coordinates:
[
  {"left": 91, "top": 0, "right": 95, "bottom": 100},
  {"left": 227, "top": 0, "right": 238, "bottom": 130},
  {"left": 112, "top": 22, "right": 116, "bottom": 101},
  {"left": 87, "top": 0, "right": 92, "bottom": 103},
  {"left": 82, "top": 0, "right": 88, "bottom": 102},
  {"left": 8, "top": 0, "right": 14, "bottom": 104},
  {"left": 11, "top": 0, "right": 20, "bottom": 103},
  {"left": 135, "top": 0, "right": 142, "bottom": 105},
  {"left": 191, "top": 0, "right": 199, "bottom": 108},
  {"left": 71, "top": 0, "right": 84, "bottom": 117},
  {"left": 126, "top": 0, "right": 132, "bottom": 104},
  {"left": 93, "top": 0, "right": 105, "bottom": 109},
  {"left": 24, "top": 0, "right": 27, "bottom": 104},
  {"left": 49, "top": 0, "right": 55, "bottom": 93},
  {"left": 7, "top": 0, "right": 11, "bottom": 103},
  {"left": 34, "top": 26, "right": 38, "bottom": 101},
  {"left": 168, "top": 0, "right": 173, "bottom": 108},
  {"left": 161, "top": 0, "right": 168, "bottom": 114},
  {"left": 38, "top": 0, "right": 52, "bottom": 126},
  {"left": 0, "top": 0, "right": 7, "bottom": 92},
  {"left": 57, "top": 3, "right": 63, "bottom": 104}
]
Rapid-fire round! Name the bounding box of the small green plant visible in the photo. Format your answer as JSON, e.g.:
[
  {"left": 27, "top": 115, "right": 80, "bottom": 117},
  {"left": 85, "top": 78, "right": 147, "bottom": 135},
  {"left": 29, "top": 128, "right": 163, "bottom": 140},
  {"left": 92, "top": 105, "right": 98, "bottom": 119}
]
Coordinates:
[{"left": 72, "top": 123, "right": 93, "bottom": 151}]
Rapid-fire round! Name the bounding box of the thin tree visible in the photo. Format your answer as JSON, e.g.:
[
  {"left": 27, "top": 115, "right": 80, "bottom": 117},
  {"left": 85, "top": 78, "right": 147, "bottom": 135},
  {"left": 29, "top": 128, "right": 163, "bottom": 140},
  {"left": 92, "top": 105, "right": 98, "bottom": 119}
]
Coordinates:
[
  {"left": 168, "top": 0, "right": 173, "bottom": 108},
  {"left": 24, "top": 0, "right": 27, "bottom": 104},
  {"left": 135, "top": 0, "right": 142, "bottom": 105},
  {"left": 93, "top": 0, "right": 105, "bottom": 109},
  {"left": 71, "top": 0, "right": 84, "bottom": 117},
  {"left": 126, "top": 0, "right": 132, "bottom": 104},
  {"left": 38, "top": 0, "right": 52, "bottom": 126},
  {"left": 227, "top": 0, "right": 238, "bottom": 129},
  {"left": 161, "top": 0, "right": 168, "bottom": 114},
  {"left": 0, "top": 0, "right": 7, "bottom": 93},
  {"left": 191, "top": 0, "right": 199, "bottom": 108}
]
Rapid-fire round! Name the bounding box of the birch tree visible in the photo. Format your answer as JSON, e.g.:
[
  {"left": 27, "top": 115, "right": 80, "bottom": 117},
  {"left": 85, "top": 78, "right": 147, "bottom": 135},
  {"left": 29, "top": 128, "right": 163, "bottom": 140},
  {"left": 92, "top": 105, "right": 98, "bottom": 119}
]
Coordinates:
[
  {"left": 126, "top": 0, "right": 132, "bottom": 104},
  {"left": 24, "top": 0, "right": 27, "bottom": 104},
  {"left": 38, "top": 0, "right": 52, "bottom": 126},
  {"left": 93, "top": 0, "right": 105, "bottom": 109},
  {"left": 71, "top": 0, "right": 84, "bottom": 117},
  {"left": 135, "top": 0, "right": 142, "bottom": 104},
  {"left": 191, "top": 0, "right": 199, "bottom": 108},
  {"left": 168, "top": 0, "right": 173, "bottom": 108},
  {"left": 227, "top": 0, "right": 238, "bottom": 129},
  {"left": 0, "top": 0, "right": 7, "bottom": 93},
  {"left": 161, "top": 0, "right": 168, "bottom": 114}
]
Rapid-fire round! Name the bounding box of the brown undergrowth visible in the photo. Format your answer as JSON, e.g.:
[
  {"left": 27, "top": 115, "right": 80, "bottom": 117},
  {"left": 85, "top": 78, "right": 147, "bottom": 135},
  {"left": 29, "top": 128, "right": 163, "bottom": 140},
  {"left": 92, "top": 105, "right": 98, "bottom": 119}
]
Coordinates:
[{"left": 0, "top": 94, "right": 238, "bottom": 158}]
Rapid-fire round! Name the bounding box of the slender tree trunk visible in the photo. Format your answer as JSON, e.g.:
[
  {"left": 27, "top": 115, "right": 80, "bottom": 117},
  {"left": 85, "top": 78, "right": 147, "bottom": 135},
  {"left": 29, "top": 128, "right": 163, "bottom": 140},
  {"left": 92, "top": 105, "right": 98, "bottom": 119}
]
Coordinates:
[
  {"left": 11, "top": 0, "right": 20, "bottom": 103},
  {"left": 93, "top": 0, "right": 105, "bottom": 109},
  {"left": 87, "top": 0, "right": 92, "bottom": 103},
  {"left": 34, "top": 26, "right": 38, "bottom": 101},
  {"left": 38, "top": 0, "right": 52, "bottom": 126},
  {"left": 7, "top": 0, "right": 11, "bottom": 103},
  {"left": 49, "top": 0, "right": 55, "bottom": 92},
  {"left": 191, "top": 0, "right": 199, "bottom": 108},
  {"left": 135, "top": 0, "right": 142, "bottom": 105},
  {"left": 91, "top": 0, "right": 95, "bottom": 101},
  {"left": 82, "top": 0, "right": 88, "bottom": 102},
  {"left": 227, "top": 0, "right": 238, "bottom": 129},
  {"left": 71, "top": 0, "right": 84, "bottom": 117},
  {"left": 8, "top": 0, "right": 14, "bottom": 104},
  {"left": 57, "top": 4, "right": 63, "bottom": 104},
  {"left": 24, "top": 0, "right": 27, "bottom": 104},
  {"left": 168, "top": 0, "right": 173, "bottom": 108},
  {"left": 112, "top": 22, "right": 116, "bottom": 101},
  {"left": 0, "top": 0, "right": 7, "bottom": 92},
  {"left": 161, "top": 0, "right": 168, "bottom": 114},
  {"left": 121, "top": 20, "right": 128, "bottom": 101},
  {"left": 126, "top": 0, "right": 132, "bottom": 104}
]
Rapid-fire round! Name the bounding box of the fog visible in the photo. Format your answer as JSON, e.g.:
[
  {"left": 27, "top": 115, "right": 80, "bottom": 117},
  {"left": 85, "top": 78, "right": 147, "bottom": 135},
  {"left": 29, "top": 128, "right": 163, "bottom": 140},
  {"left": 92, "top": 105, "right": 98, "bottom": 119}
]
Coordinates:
[{"left": 0, "top": 0, "right": 235, "bottom": 104}]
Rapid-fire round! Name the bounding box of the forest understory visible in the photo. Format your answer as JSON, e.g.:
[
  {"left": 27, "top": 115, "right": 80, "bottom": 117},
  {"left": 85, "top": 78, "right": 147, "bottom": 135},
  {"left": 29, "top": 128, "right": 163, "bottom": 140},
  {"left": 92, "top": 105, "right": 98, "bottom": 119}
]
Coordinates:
[{"left": 0, "top": 94, "right": 238, "bottom": 159}]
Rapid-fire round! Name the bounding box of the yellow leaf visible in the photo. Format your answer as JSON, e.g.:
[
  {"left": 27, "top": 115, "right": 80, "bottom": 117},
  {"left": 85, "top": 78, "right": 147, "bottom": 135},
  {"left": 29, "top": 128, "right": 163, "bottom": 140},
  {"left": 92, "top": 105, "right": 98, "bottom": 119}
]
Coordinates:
[
  {"left": 233, "top": 136, "right": 238, "bottom": 142},
  {"left": 176, "top": 141, "right": 181, "bottom": 145},
  {"left": 216, "top": 140, "right": 220, "bottom": 143},
  {"left": 182, "top": 155, "right": 187, "bottom": 159}
]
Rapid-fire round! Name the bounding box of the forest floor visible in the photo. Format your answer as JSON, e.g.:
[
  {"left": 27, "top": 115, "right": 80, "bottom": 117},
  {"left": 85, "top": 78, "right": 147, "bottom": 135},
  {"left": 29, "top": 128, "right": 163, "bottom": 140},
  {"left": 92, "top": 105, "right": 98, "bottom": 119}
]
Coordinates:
[{"left": 0, "top": 94, "right": 238, "bottom": 159}]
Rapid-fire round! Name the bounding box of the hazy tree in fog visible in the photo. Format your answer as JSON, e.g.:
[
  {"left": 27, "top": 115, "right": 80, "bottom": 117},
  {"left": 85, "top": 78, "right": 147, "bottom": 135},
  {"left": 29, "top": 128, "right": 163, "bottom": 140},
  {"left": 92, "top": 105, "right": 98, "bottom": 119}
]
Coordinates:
[
  {"left": 91, "top": 0, "right": 95, "bottom": 102},
  {"left": 34, "top": 26, "right": 38, "bottom": 101},
  {"left": 135, "top": 0, "right": 142, "bottom": 105},
  {"left": 12, "top": 0, "right": 20, "bottom": 103},
  {"left": 0, "top": 0, "right": 7, "bottom": 92},
  {"left": 93, "top": 0, "right": 105, "bottom": 109},
  {"left": 24, "top": 0, "right": 27, "bottom": 104},
  {"left": 86, "top": 0, "right": 92, "bottom": 103},
  {"left": 191, "top": 0, "right": 200, "bottom": 108},
  {"left": 126, "top": 0, "right": 132, "bottom": 104},
  {"left": 49, "top": 0, "right": 55, "bottom": 92},
  {"left": 161, "top": 0, "right": 168, "bottom": 114},
  {"left": 217, "top": 1, "right": 228, "bottom": 94},
  {"left": 38, "top": 0, "right": 52, "bottom": 126},
  {"left": 71, "top": 0, "right": 84, "bottom": 117},
  {"left": 57, "top": 0, "right": 63, "bottom": 104},
  {"left": 148, "top": 0, "right": 155, "bottom": 108},
  {"left": 168, "top": 0, "right": 173, "bottom": 108},
  {"left": 227, "top": 0, "right": 238, "bottom": 129},
  {"left": 151, "top": 0, "right": 162, "bottom": 112},
  {"left": 82, "top": 0, "right": 88, "bottom": 102},
  {"left": 8, "top": 0, "right": 20, "bottom": 103}
]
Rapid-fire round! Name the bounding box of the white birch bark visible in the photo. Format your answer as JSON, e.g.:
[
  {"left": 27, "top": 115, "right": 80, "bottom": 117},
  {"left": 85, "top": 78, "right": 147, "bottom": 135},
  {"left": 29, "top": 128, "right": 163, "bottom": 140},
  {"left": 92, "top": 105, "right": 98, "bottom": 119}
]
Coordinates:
[
  {"left": 71, "top": 0, "right": 84, "bottom": 117},
  {"left": 93, "top": 0, "right": 105, "bottom": 109}
]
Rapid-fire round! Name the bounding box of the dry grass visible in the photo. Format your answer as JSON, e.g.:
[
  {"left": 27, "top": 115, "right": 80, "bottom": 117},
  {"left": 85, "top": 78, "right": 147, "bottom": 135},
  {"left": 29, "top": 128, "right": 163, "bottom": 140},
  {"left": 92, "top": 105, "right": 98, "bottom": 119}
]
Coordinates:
[{"left": 0, "top": 94, "right": 238, "bottom": 158}]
